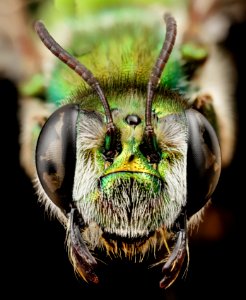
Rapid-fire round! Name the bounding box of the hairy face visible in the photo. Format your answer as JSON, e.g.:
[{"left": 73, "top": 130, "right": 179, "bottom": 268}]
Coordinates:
[{"left": 71, "top": 94, "right": 188, "bottom": 257}]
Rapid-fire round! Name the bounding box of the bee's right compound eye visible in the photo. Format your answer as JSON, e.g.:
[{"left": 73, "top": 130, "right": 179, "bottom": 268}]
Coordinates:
[{"left": 35, "top": 104, "right": 79, "bottom": 214}]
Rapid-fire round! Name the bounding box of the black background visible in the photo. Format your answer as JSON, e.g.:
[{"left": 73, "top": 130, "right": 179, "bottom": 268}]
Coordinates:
[{"left": 2, "top": 16, "right": 245, "bottom": 300}]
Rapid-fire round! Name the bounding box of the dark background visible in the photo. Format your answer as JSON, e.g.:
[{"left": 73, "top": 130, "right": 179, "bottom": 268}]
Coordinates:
[{"left": 2, "top": 11, "right": 245, "bottom": 300}]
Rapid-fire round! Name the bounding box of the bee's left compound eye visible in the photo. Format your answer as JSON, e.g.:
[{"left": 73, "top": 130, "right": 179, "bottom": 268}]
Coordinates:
[
  {"left": 35, "top": 104, "right": 79, "bottom": 213},
  {"left": 186, "top": 109, "right": 222, "bottom": 217}
]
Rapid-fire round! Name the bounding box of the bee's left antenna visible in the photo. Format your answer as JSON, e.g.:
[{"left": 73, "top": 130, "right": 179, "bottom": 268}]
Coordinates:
[{"left": 145, "top": 13, "right": 177, "bottom": 135}]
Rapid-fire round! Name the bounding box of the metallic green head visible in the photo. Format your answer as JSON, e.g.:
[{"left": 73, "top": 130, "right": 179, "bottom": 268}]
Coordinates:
[{"left": 34, "top": 14, "right": 221, "bottom": 288}]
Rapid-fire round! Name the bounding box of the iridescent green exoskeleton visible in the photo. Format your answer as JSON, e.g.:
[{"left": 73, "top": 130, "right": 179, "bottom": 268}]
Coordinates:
[{"left": 19, "top": 0, "right": 237, "bottom": 290}]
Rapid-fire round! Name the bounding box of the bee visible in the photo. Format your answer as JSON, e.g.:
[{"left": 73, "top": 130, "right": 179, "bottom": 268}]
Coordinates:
[{"left": 18, "top": 0, "right": 237, "bottom": 290}]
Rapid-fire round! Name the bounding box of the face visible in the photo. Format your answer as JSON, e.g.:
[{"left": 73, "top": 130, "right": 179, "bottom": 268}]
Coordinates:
[
  {"left": 34, "top": 14, "right": 221, "bottom": 288},
  {"left": 72, "top": 92, "right": 188, "bottom": 255}
]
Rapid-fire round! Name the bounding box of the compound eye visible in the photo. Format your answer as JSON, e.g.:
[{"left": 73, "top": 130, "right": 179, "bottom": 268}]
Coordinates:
[
  {"left": 186, "top": 109, "right": 221, "bottom": 217},
  {"left": 35, "top": 104, "right": 79, "bottom": 213}
]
